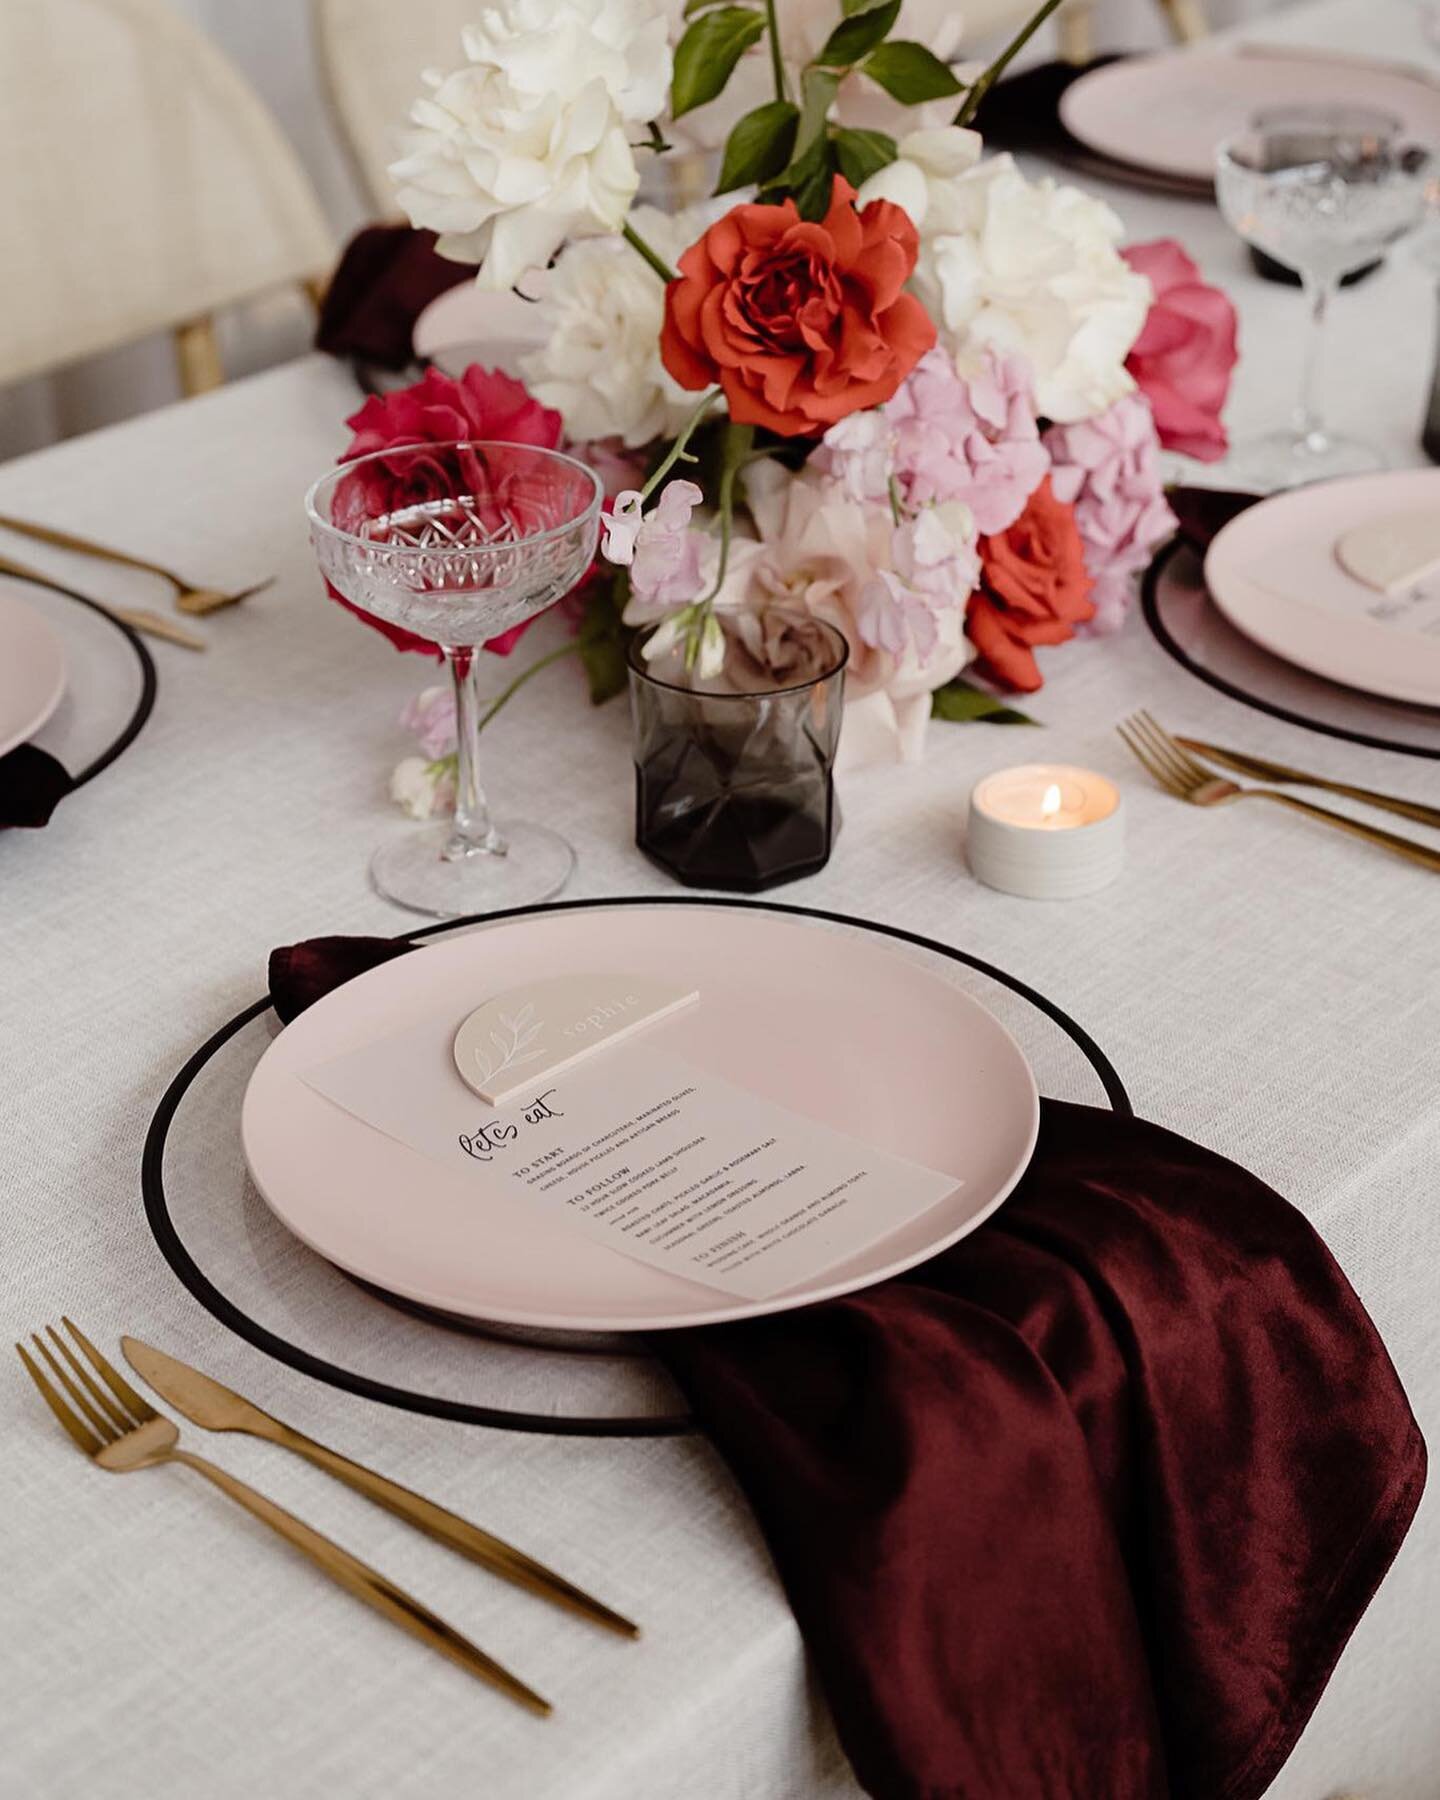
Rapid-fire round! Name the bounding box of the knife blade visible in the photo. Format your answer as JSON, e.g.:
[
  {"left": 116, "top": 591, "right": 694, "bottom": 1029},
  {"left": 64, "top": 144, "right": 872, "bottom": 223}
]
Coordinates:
[
  {"left": 122, "top": 1336, "right": 638, "bottom": 1638},
  {"left": 1176, "top": 737, "right": 1440, "bottom": 832}
]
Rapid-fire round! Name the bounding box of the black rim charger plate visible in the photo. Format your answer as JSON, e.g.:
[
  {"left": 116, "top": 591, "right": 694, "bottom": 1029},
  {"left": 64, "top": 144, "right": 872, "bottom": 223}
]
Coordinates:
[{"left": 142, "top": 897, "right": 1132, "bottom": 1438}]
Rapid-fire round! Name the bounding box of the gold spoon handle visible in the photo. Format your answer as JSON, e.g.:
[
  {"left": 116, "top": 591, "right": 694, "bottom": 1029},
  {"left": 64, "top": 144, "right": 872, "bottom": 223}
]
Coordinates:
[
  {"left": 1256, "top": 791, "right": 1440, "bottom": 872},
  {"left": 170, "top": 1449, "right": 551, "bottom": 1714},
  {"left": 0, "top": 512, "right": 184, "bottom": 592}
]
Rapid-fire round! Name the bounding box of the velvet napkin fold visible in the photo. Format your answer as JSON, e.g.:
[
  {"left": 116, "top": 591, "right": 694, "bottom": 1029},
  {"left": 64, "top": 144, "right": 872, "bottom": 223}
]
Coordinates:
[
  {"left": 270, "top": 933, "right": 1425, "bottom": 1800},
  {"left": 315, "top": 224, "right": 472, "bottom": 371},
  {"left": 0, "top": 743, "right": 73, "bottom": 829},
  {"left": 1168, "top": 485, "right": 1261, "bottom": 555}
]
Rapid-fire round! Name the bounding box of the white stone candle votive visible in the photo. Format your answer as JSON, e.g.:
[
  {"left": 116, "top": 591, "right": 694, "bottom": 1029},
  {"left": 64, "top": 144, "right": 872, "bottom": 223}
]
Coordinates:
[{"left": 966, "top": 764, "right": 1124, "bottom": 899}]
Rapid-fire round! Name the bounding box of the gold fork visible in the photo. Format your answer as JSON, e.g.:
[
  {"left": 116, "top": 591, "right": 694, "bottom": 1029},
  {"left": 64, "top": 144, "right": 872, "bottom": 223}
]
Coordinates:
[
  {"left": 17, "top": 1319, "right": 551, "bottom": 1715},
  {"left": 0, "top": 513, "right": 273, "bottom": 615},
  {"left": 1118, "top": 712, "right": 1440, "bottom": 874},
  {"left": 0, "top": 552, "right": 207, "bottom": 651}
]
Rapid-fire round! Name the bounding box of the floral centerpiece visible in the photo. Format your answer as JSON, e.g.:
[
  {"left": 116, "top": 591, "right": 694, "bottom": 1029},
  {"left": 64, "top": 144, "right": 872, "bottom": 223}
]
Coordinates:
[{"left": 365, "top": 0, "right": 1238, "bottom": 790}]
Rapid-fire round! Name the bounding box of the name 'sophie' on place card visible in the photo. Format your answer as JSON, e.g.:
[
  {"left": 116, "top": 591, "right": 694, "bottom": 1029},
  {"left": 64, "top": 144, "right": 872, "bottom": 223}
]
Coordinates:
[{"left": 300, "top": 977, "right": 960, "bottom": 1301}]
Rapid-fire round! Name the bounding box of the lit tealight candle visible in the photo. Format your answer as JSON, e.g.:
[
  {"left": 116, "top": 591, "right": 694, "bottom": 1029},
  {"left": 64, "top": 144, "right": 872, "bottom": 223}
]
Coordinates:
[{"left": 967, "top": 763, "right": 1124, "bottom": 898}]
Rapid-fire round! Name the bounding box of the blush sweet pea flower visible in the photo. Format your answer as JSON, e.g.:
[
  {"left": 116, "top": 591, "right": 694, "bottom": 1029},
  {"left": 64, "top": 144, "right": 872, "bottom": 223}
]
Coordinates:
[
  {"left": 399, "top": 684, "right": 458, "bottom": 759},
  {"left": 1121, "top": 240, "right": 1238, "bottom": 463},
  {"left": 603, "top": 481, "right": 707, "bottom": 614}
]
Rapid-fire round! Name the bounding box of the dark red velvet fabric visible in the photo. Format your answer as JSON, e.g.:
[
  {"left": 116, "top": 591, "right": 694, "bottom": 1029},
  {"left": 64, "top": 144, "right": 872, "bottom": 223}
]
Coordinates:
[
  {"left": 314, "top": 225, "right": 471, "bottom": 370},
  {"left": 1169, "top": 485, "right": 1259, "bottom": 553},
  {"left": 270, "top": 934, "right": 1425, "bottom": 1800},
  {"left": 0, "top": 742, "right": 73, "bottom": 828}
]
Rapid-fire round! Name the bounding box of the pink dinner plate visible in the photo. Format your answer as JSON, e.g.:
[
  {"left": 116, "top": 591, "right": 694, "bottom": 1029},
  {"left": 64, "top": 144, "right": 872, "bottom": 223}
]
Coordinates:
[
  {"left": 241, "top": 905, "right": 1040, "bottom": 1333},
  {"left": 0, "top": 590, "right": 67, "bottom": 757},
  {"left": 1205, "top": 469, "right": 1440, "bottom": 709},
  {"left": 1060, "top": 49, "right": 1440, "bottom": 185}
]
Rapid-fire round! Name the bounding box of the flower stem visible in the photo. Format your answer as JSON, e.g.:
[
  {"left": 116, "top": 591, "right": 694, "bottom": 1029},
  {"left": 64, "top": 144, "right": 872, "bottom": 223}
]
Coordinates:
[
  {"left": 638, "top": 389, "right": 723, "bottom": 500},
  {"left": 954, "top": 0, "right": 1067, "bottom": 127},
  {"left": 476, "top": 639, "right": 582, "bottom": 734},
  {"left": 698, "top": 422, "right": 755, "bottom": 610},
  {"left": 622, "top": 220, "right": 678, "bottom": 284},
  {"left": 763, "top": 0, "right": 789, "bottom": 103}
]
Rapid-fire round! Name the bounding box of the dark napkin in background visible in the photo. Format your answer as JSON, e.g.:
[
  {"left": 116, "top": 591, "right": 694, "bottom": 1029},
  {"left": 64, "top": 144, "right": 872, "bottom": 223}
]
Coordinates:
[
  {"left": 270, "top": 933, "right": 1425, "bottom": 1800},
  {"left": 1169, "top": 485, "right": 1261, "bottom": 554},
  {"left": 314, "top": 224, "right": 471, "bottom": 370},
  {"left": 0, "top": 743, "right": 73, "bottom": 828}
]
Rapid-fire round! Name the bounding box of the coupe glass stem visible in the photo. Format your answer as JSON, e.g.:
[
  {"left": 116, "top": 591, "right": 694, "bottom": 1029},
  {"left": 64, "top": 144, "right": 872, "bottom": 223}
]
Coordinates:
[
  {"left": 443, "top": 648, "right": 506, "bottom": 862},
  {"left": 1295, "top": 271, "right": 1336, "bottom": 451}
]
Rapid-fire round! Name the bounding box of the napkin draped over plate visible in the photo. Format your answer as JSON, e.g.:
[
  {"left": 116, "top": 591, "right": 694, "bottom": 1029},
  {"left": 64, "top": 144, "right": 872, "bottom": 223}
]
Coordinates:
[
  {"left": 0, "top": 742, "right": 73, "bottom": 828},
  {"left": 270, "top": 933, "right": 1425, "bottom": 1800},
  {"left": 315, "top": 225, "right": 471, "bottom": 371}
]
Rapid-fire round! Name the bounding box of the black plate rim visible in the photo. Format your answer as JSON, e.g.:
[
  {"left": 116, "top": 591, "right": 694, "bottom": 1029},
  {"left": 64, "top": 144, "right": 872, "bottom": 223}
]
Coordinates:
[
  {"left": 1141, "top": 538, "right": 1440, "bottom": 761},
  {"left": 141, "top": 895, "right": 1131, "bottom": 1438}
]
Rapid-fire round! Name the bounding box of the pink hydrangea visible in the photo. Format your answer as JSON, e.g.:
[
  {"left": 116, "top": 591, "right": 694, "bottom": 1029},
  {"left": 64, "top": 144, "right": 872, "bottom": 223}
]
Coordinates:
[{"left": 1044, "top": 395, "right": 1177, "bottom": 634}]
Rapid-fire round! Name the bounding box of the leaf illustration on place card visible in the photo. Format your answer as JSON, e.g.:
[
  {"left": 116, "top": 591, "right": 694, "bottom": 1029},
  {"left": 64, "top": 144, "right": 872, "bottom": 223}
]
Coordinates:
[{"left": 454, "top": 975, "right": 699, "bottom": 1105}]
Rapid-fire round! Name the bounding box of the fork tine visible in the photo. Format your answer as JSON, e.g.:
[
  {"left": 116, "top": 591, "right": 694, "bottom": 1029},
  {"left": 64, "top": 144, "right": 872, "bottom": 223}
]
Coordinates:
[
  {"left": 16, "top": 1342, "right": 105, "bottom": 1455},
  {"left": 33, "top": 1333, "right": 122, "bottom": 1439},
  {"left": 62, "top": 1318, "right": 157, "bottom": 1424},
  {"left": 1138, "top": 711, "right": 1209, "bottom": 785},
  {"left": 1117, "top": 723, "right": 1182, "bottom": 795},
  {"left": 1128, "top": 714, "right": 1193, "bottom": 788}
]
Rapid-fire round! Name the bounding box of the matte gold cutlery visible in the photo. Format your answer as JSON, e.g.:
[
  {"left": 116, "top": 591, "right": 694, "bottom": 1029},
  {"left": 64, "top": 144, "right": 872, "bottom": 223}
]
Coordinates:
[
  {"left": 0, "top": 551, "right": 207, "bottom": 651},
  {"left": 122, "top": 1335, "right": 639, "bottom": 1639},
  {"left": 0, "top": 512, "right": 272, "bottom": 615},
  {"left": 1175, "top": 737, "right": 1440, "bottom": 832},
  {"left": 1118, "top": 712, "right": 1440, "bottom": 873},
  {"left": 17, "top": 1319, "right": 551, "bottom": 1714}
]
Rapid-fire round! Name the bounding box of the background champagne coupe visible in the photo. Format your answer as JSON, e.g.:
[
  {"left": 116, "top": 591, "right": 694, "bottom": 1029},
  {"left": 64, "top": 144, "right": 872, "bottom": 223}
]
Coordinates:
[
  {"left": 1216, "top": 106, "right": 1435, "bottom": 490},
  {"left": 307, "top": 440, "right": 601, "bottom": 917}
]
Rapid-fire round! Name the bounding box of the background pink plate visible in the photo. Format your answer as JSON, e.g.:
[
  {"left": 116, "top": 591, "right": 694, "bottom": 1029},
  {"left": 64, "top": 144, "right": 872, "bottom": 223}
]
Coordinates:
[
  {"left": 0, "top": 590, "right": 67, "bottom": 756},
  {"left": 1204, "top": 469, "right": 1440, "bottom": 709},
  {"left": 241, "top": 905, "right": 1040, "bottom": 1333},
  {"left": 1060, "top": 49, "right": 1440, "bottom": 184},
  {"left": 412, "top": 279, "right": 550, "bottom": 378}
]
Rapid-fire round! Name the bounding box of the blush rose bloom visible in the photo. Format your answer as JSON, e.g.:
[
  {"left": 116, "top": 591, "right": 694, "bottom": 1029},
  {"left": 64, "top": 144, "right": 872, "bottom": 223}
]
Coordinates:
[
  {"left": 661, "top": 176, "right": 935, "bottom": 438},
  {"left": 967, "top": 477, "right": 1096, "bottom": 692},
  {"left": 1121, "top": 240, "right": 1238, "bottom": 463},
  {"left": 327, "top": 365, "right": 562, "bottom": 657}
]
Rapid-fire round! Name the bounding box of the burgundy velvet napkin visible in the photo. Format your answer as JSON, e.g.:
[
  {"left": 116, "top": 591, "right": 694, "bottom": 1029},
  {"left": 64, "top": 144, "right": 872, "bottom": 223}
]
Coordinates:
[
  {"left": 0, "top": 743, "right": 73, "bottom": 828},
  {"left": 314, "top": 224, "right": 471, "bottom": 371},
  {"left": 270, "top": 933, "right": 1425, "bottom": 1800},
  {"left": 1169, "top": 485, "right": 1261, "bottom": 555}
]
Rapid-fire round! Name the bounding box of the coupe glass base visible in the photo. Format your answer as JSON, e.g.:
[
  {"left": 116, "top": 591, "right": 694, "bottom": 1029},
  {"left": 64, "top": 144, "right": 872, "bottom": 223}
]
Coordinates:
[
  {"left": 1223, "top": 428, "right": 1386, "bottom": 493},
  {"left": 370, "top": 820, "right": 575, "bottom": 918}
]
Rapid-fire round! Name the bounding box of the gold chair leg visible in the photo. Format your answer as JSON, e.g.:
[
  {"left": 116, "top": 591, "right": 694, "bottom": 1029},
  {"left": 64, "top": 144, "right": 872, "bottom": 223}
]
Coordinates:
[
  {"left": 302, "top": 272, "right": 329, "bottom": 313},
  {"left": 1057, "top": 0, "right": 1094, "bottom": 66},
  {"left": 1157, "top": 0, "right": 1208, "bottom": 41},
  {"left": 173, "top": 316, "right": 223, "bottom": 396}
]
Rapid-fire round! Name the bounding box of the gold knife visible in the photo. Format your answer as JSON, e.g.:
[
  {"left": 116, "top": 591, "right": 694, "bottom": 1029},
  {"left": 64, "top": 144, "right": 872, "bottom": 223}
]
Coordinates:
[
  {"left": 1176, "top": 737, "right": 1440, "bottom": 832},
  {"left": 0, "top": 552, "right": 207, "bottom": 650},
  {"left": 122, "top": 1336, "right": 639, "bottom": 1638}
]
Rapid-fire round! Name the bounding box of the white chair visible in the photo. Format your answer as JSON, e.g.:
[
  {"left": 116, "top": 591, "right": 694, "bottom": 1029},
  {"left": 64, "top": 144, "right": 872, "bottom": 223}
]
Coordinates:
[{"left": 0, "top": 0, "right": 335, "bottom": 396}]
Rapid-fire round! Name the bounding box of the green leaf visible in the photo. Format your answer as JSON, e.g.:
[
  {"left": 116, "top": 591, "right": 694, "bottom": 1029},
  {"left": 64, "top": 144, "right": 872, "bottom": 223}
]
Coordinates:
[
  {"left": 862, "top": 40, "right": 963, "bottom": 102},
  {"left": 930, "top": 679, "right": 1039, "bottom": 725},
  {"left": 792, "top": 65, "right": 840, "bottom": 160},
  {"left": 842, "top": 0, "right": 892, "bottom": 15},
  {"left": 716, "top": 100, "right": 800, "bottom": 193},
  {"left": 577, "top": 578, "right": 633, "bottom": 707},
  {"left": 832, "top": 126, "right": 897, "bottom": 186},
  {"left": 816, "top": 0, "right": 899, "bottom": 67},
  {"left": 683, "top": 0, "right": 733, "bottom": 15},
  {"left": 672, "top": 8, "right": 767, "bottom": 118}
]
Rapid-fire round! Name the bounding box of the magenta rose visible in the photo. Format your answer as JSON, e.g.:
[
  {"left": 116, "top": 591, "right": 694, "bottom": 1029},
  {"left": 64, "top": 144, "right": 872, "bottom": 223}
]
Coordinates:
[
  {"left": 1122, "top": 241, "right": 1238, "bottom": 465},
  {"left": 328, "top": 365, "right": 562, "bottom": 656}
]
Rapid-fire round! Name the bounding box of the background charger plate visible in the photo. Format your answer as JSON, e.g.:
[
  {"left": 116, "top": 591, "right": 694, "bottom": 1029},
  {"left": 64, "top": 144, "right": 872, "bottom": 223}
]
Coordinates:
[
  {"left": 242, "top": 904, "right": 1042, "bottom": 1334},
  {"left": 1204, "top": 471, "right": 1440, "bottom": 710},
  {"left": 142, "top": 901, "right": 1128, "bottom": 1435},
  {"left": 1060, "top": 49, "right": 1440, "bottom": 184},
  {"left": 0, "top": 589, "right": 68, "bottom": 755}
]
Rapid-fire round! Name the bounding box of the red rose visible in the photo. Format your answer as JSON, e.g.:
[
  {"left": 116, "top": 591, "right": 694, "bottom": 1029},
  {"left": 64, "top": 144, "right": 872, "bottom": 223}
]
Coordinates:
[
  {"left": 328, "top": 364, "right": 562, "bottom": 656},
  {"left": 966, "top": 477, "right": 1096, "bottom": 693},
  {"left": 1122, "top": 241, "right": 1238, "bottom": 465},
  {"left": 660, "top": 176, "right": 935, "bottom": 439}
]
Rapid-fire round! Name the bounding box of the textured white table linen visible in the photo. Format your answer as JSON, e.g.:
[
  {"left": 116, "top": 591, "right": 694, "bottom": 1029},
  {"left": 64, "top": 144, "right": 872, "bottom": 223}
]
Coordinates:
[{"left": 5, "top": 31, "right": 1440, "bottom": 1800}]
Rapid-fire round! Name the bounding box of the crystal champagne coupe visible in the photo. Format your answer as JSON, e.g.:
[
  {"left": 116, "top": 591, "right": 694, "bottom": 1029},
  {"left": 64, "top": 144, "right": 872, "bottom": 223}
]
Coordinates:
[
  {"left": 307, "top": 440, "right": 601, "bottom": 917},
  {"left": 1216, "top": 106, "right": 1434, "bottom": 490}
]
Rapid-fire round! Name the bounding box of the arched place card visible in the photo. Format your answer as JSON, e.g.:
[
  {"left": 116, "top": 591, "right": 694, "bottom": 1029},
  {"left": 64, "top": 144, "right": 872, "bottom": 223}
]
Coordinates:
[{"left": 453, "top": 975, "right": 699, "bottom": 1106}]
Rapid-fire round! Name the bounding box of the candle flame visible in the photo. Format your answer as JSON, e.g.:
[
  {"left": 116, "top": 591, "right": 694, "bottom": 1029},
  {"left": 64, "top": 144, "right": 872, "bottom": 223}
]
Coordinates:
[{"left": 1041, "top": 783, "right": 1062, "bottom": 819}]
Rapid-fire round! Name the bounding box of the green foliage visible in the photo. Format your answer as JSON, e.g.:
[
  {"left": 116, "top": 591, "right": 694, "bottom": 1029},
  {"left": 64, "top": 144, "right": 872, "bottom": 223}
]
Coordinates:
[
  {"left": 672, "top": 8, "right": 767, "bottom": 118},
  {"left": 815, "top": 0, "right": 899, "bottom": 67},
  {"left": 577, "top": 576, "right": 633, "bottom": 707},
  {"left": 930, "top": 679, "right": 1039, "bottom": 725},
  {"left": 831, "top": 126, "right": 897, "bottom": 186},
  {"left": 717, "top": 100, "right": 800, "bottom": 193},
  {"left": 862, "top": 40, "right": 963, "bottom": 102}
]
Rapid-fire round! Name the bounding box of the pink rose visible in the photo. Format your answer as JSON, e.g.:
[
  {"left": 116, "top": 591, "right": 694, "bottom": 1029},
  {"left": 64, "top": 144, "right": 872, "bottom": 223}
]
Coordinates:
[
  {"left": 1122, "top": 241, "right": 1238, "bottom": 464},
  {"left": 328, "top": 365, "right": 563, "bottom": 657}
]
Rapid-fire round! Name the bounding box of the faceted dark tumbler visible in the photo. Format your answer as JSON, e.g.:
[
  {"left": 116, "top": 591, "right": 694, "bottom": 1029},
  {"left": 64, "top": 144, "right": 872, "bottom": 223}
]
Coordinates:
[{"left": 628, "top": 613, "right": 847, "bottom": 892}]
